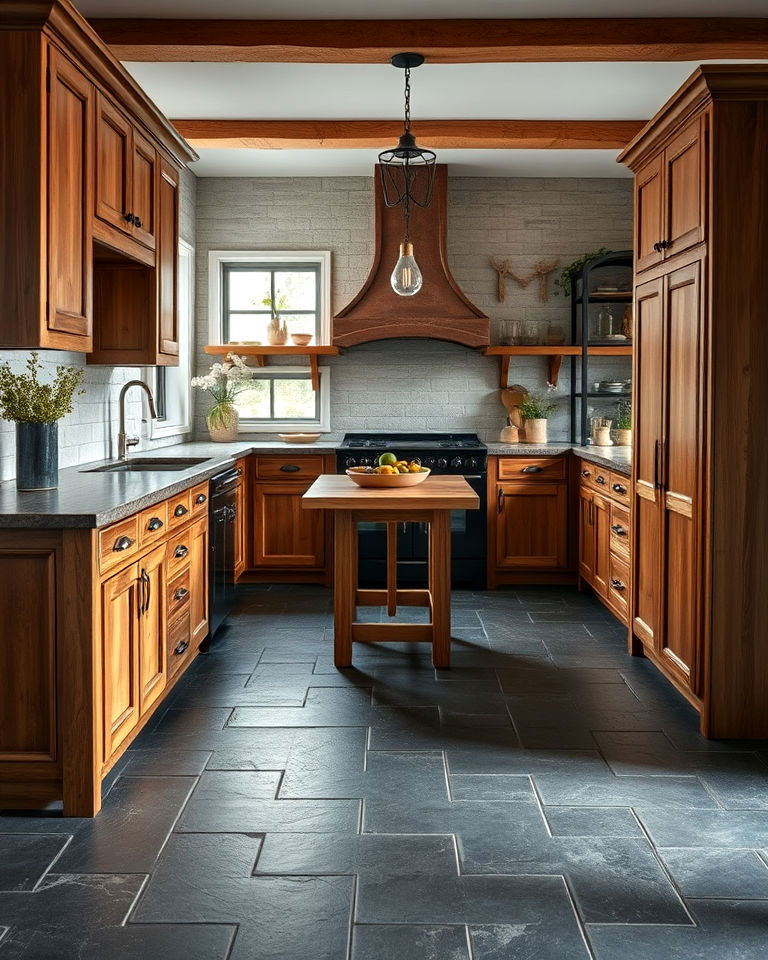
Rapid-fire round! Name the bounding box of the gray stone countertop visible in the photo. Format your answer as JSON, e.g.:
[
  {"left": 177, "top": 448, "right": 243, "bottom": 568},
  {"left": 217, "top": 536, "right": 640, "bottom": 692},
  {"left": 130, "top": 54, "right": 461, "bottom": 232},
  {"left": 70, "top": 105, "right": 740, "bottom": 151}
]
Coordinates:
[
  {"left": 0, "top": 440, "right": 338, "bottom": 529},
  {"left": 0, "top": 438, "right": 631, "bottom": 528}
]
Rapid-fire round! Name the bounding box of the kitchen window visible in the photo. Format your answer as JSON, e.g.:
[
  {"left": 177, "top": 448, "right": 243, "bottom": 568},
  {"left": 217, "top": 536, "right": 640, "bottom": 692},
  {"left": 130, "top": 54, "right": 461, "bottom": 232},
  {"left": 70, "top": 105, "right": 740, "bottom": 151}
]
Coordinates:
[{"left": 208, "top": 250, "right": 332, "bottom": 432}]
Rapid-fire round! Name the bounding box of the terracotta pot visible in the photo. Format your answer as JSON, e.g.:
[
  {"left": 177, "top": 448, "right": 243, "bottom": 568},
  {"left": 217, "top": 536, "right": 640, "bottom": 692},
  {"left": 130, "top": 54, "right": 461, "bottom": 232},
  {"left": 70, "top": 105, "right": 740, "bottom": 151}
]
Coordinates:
[
  {"left": 207, "top": 404, "right": 240, "bottom": 442},
  {"left": 615, "top": 428, "right": 632, "bottom": 446},
  {"left": 524, "top": 418, "right": 548, "bottom": 444}
]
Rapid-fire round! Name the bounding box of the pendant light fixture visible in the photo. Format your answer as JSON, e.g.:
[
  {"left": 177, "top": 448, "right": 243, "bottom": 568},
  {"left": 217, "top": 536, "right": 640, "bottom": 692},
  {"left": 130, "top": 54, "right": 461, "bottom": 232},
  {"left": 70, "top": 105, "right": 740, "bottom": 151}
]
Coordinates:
[{"left": 378, "top": 52, "right": 436, "bottom": 297}]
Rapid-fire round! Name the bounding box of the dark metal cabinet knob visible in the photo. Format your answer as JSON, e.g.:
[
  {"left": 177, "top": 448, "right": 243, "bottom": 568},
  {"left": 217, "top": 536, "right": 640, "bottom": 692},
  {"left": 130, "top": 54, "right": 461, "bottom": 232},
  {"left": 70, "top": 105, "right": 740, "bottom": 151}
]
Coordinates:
[
  {"left": 195, "top": 493, "right": 207, "bottom": 504},
  {"left": 611, "top": 524, "right": 628, "bottom": 536},
  {"left": 581, "top": 470, "right": 591, "bottom": 478},
  {"left": 134, "top": 216, "right": 143, "bottom": 228},
  {"left": 595, "top": 475, "right": 606, "bottom": 485},
  {"left": 173, "top": 639, "right": 190, "bottom": 656},
  {"left": 611, "top": 483, "right": 627, "bottom": 495},
  {"left": 147, "top": 517, "right": 164, "bottom": 531},
  {"left": 113, "top": 535, "right": 134, "bottom": 552},
  {"left": 174, "top": 545, "right": 189, "bottom": 559},
  {"left": 174, "top": 504, "right": 189, "bottom": 517},
  {"left": 611, "top": 578, "right": 626, "bottom": 591},
  {"left": 174, "top": 587, "right": 189, "bottom": 601}
]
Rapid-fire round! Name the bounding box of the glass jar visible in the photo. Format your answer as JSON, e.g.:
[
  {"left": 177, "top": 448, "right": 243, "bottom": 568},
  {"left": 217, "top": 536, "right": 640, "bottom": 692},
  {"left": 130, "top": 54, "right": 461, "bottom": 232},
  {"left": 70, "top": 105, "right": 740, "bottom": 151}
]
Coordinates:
[{"left": 521, "top": 321, "right": 538, "bottom": 345}]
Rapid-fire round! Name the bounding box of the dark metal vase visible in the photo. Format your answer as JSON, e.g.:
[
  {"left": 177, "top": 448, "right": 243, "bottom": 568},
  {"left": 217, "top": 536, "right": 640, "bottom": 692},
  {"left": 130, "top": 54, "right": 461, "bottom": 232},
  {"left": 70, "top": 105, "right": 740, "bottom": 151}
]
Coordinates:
[{"left": 16, "top": 422, "right": 59, "bottom": 491}]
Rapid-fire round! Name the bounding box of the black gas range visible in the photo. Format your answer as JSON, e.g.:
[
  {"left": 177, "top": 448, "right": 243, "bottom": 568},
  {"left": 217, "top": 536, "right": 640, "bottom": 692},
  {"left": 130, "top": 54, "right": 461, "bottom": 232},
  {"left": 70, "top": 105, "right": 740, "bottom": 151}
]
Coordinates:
[{"left": 335, "top": 433, "right": 487, "bottom": 589}]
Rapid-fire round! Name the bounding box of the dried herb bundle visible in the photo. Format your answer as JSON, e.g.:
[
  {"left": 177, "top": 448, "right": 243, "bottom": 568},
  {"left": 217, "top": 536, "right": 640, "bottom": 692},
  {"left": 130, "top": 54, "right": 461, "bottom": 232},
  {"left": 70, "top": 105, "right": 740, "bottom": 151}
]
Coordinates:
[{"left": 0, "top": 352, "right": 85, "bottom": 423}]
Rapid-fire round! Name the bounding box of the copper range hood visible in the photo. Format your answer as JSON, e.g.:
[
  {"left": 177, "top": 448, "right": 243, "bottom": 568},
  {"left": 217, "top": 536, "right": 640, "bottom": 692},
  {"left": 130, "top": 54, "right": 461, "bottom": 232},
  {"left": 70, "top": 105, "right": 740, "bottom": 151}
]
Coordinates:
[{"left": 333, "top": 165, "right": 489, "bottom": 347}]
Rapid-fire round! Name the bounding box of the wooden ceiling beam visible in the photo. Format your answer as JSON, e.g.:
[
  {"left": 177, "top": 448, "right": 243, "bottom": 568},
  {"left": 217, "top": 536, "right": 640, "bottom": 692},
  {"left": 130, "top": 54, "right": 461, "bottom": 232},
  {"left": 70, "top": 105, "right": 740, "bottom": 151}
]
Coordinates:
[
  {"left": 91, "top": 18, "right": 768, "bottom": 63},
  {"left": 171, "top": 119, "right": 646, "bottom": 150}
]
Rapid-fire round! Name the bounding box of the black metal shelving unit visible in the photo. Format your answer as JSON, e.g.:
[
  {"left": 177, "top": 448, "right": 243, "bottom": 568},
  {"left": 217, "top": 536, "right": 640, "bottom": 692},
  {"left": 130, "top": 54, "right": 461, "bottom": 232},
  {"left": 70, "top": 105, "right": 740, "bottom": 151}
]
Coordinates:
[{"left": 569, "top": 250, "right": 633, "bottom": 444}]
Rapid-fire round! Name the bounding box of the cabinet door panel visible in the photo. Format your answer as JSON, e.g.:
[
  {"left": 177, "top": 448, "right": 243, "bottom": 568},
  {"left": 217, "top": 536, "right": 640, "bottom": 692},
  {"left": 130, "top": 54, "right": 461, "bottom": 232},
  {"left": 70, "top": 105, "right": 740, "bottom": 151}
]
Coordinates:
[
  {"left": 253, "top": 483, "right": 325, "bottom": 568},
  {"left": 664, "top": 118, "right": 704, "bottom": 259},
  {"left": 632, "top": 278, "right": 664, "bottom": 649},
  {"left": 132, "top": 130, "right": 157, "bottom": 250},
  {"left": 635, "top": 153, "right": 664, "bottom": 273},
  {"left": 101, "top": 563, "right": 139, "bottom": 762},
  {"left": 189, "top": 518, "right": 209, "bottom": 647},
  {"left": 496, "top": 482, "right": 567, "bottom": 569},
  {"left": 592, "top": 493, "right": 610, "bottom": 597},
  {"left": 661, "top": 262, "right": 702, "bottom": 688},
  {"left": 157, "top": 158, "right": 180, "bottom": 358},
  {"left": 138, "top": 544, "right": 166, "bottom": 715},
  {"left": 95, "top": 92, "right": 132, "bottom": 236},
  {"left": 578, "top": 487, "right": 596, "bottom": 583},
  {"left": 47, "top": 47, "right": 93, "bottom": 341}
]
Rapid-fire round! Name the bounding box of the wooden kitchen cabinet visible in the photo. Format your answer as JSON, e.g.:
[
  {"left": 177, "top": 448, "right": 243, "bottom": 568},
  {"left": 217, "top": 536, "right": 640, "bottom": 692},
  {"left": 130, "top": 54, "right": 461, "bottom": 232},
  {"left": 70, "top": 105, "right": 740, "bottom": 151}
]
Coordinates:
[
  {"left": 578, "top": 461, "right": 630, "bottom": 622},
  {"left": 0, "top": 3, "right": 196, "bottom": 357},
  {"left": 234, "top": 458, "right": 249, "bottom": 580},
  {"left": 101, "top": 561, "right": 141, "bottom": 762},
  {"left": 488, "top": 457, "right": 571, "bottom": 586},
  {"left": 188, "top": 516, "right": 209, "bottom": 647},
  {"left": 619, "top": 66, "right": 768, "bottom": 737},
  {"left": 137, "top": 542, "right": 167, "bottom": 716}
]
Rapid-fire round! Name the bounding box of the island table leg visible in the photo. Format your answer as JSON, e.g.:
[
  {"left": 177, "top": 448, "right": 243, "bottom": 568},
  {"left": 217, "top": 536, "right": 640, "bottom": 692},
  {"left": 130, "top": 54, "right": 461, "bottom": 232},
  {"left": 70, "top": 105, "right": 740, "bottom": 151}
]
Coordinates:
[
  {"left": 429, "top": 510, "right": 452, "bottom": 668},
  {"left": 333, "top": 510, "right": 357, "bottom": 667}
]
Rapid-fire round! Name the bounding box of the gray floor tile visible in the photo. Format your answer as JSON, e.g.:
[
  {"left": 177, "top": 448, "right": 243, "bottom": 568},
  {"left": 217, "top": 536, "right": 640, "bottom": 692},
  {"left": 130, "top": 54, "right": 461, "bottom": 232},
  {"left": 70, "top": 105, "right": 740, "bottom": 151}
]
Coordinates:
[
  {"left": 469, "top": 922, "right": 591, "bottom": 960},
  {"left": 450, "top": 775, "right": 536, "bottom": 801},
  {"left": 637, "top": 809, "right": 768, "bottom": 848},
  {"left": 535, "top": 774, "right": 717, "bottom": 809},
  {"left": 0, "top": 835, "right": 69, "bottom": 891},
  {"left": 120, "top": 748, "right": 213, "bottom": 776},
  {"left": 658, "top": 847, "right": 768, "bottom": 899},
  {"left": 352, "top": 924, "right": 470, "bottom": 960},
  {"left": 543, "top": 807, "right": 644, "bottom": 838}
]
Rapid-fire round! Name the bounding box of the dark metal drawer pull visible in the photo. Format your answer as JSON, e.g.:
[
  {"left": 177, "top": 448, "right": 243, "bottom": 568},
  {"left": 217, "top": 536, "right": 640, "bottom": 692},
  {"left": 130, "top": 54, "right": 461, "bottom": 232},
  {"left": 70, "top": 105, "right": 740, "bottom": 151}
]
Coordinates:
[
  {"left": 611, "top": 578, "right": 626, "bottom": 591},
  {"left": 174, "top": 545, "right": 189, "bottom": 559},
  {"left": 113, "top": 535, "right": 134, "bottom": 552},
  {"left": 195, "top": 493, "right": 207, "bottom": 504},
  {"left": 497, "top": 488, "right": 504, "bottom": 514},
  {"left": 147, "top": 517, "right": 164, "bottom": 531},
  {"left": 174, "top": 504, "right": 189, "bottom": 517},
  {"left": 595, "top": 475, "right": 607, "bottom": 485},
  {"left": 279, "top": 464, "right": 301, "bottom": 473},
  {"left": 611, "top": 524, "right": 628, "bottom": 536},
  {"left": 611, "top": 483, "right": 627, "bottom": 495},
  {"left": 174, "top": 587, "right": 189, "bottom": 601},
  {"left": 581, "top": 470, "right": 591, "bottom": 478},
  {"left": 173, "top": 639, "right": 190, "bottom": 656},
  {"left": 521, "top": 465, "right": 543, "bottom": 474}
]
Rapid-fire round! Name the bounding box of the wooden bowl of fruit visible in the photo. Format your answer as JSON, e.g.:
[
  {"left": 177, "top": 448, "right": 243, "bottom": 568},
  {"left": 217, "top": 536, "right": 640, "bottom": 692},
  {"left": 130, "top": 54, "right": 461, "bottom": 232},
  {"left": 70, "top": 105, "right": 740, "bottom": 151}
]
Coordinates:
[{"left": 346, "top": 453, "right": 430, "bottom": 488}]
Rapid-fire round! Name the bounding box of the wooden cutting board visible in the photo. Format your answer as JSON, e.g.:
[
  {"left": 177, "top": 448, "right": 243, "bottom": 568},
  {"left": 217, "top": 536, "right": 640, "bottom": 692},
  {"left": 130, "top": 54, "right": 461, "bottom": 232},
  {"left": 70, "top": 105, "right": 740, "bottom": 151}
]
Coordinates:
[{"left": 501, "top": 385, "right": 528, "bottom": 430}]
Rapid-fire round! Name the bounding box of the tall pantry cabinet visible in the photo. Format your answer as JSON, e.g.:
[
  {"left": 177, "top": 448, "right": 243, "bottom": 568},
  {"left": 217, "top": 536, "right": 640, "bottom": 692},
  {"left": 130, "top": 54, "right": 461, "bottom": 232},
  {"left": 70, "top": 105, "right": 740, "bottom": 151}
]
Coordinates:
[{"left": 620, "top": 66, "right": 768, "bottom": 738}]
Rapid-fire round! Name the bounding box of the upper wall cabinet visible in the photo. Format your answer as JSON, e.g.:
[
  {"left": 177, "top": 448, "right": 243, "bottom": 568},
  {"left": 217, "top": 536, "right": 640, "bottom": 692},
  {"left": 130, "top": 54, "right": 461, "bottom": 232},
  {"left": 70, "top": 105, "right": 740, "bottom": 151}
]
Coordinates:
[{"left": 0, "top": 2, "right": 197, "bottom": 361}]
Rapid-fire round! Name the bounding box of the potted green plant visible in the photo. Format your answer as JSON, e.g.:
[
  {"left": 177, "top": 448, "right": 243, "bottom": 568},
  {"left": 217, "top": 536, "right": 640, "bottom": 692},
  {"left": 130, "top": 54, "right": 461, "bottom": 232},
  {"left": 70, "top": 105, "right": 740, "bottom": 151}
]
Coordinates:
[
  {"left": 519, "top": 390, "right": 559, "bottom": 444},
  {"left": 555, "top": 248, "right": 611, "bottom": 298},
  {"left": 191, "top": 353, "right": 251, "bottom": 441},
  {"left": 262, "top": 291, "right": 290, "bottom": 345},
  {"left": 0, "top": 352, "right": 85, "bottom": 490},
  {"left": 615, "top": 398, "right": 632, "bottom": 446}
]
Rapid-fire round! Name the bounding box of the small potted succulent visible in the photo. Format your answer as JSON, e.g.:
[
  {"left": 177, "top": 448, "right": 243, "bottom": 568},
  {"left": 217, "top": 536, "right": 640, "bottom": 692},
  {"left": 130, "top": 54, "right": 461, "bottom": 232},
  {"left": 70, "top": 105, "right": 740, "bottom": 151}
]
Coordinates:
[
  {"left": 519, "top": 390, "right": 559, "bottom": 444},
  {"left": 191, "top": 353, "right": 251, "bottom": 442},
  {"left": 615, "top": 398, "right": 632, "bottom": 446},
  {"left": 0, "top": 352, "right": 85, "bottom": 490}
]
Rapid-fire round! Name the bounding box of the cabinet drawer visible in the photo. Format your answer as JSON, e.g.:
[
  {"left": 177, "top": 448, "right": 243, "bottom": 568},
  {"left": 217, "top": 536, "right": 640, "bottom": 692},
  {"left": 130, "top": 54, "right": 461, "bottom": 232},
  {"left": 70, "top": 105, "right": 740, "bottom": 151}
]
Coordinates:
[
  {"left": 254, "top": 456, "right": 325, "bottom": 480},
  {"left": 610, "top": 502, "right": 631, "bottom": 557},
  {"left": 167, "top": 528, "right": 193, "bottom": 576},
  {"left": 167, "top": 489, "right": 192, "bottom": 529},
  {"left": 608, "top": 472, "right": 631, "bottom": 505},
  {"left": 167, "top": 567, "right": 191, "bottom": 617},
  {"left": 190, "top": 481, "right": 209, "bottom": 517},
  {"left": 497, "top": 457, "right": 566, "bottom": 481},
  {"left": 167, "top": 610, "right": 192, "bottom": 679},
  {"left": 608, "top": 552, "right": 630, "bottom": 621},
  {"left": 138, "top": 502, "right": 169, "bottom": 547},
  {"left": 99, "top": 515, "right": 140, "bottom": 574},
  {"left": 581, "top": 462, "right": 610, "bottom": 493}
]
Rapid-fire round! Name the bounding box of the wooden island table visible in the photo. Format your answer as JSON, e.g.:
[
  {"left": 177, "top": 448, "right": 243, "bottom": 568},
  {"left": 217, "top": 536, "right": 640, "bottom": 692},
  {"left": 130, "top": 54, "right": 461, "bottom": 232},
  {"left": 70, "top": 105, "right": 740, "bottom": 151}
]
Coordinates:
[{"left": 302, "top": 474, "right": 480, "bottom": 668}]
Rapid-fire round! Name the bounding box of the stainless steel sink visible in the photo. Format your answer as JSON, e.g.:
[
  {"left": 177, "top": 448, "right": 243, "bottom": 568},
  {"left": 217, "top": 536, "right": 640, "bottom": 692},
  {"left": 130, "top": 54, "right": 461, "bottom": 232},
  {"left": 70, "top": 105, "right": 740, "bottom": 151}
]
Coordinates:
[{"left": 83, "top": 457, "right": 210, "bottom": 473}]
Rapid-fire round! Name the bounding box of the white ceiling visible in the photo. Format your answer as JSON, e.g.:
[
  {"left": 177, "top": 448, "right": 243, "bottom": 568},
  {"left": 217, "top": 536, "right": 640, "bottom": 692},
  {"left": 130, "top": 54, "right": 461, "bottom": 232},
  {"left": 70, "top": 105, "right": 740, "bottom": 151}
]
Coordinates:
[
  {"left": 190, "top": 147, "right": 629, "bottom": 177},
  {"left": 78, "top": 0, "right": 768, "bottom": 18}
]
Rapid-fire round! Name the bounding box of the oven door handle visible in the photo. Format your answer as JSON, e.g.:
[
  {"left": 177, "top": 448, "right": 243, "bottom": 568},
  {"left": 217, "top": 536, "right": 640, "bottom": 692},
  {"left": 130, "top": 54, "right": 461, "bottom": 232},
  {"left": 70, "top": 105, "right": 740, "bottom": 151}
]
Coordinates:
[{"left": 462, "top": 475, "right": 484, "bottom": 480}]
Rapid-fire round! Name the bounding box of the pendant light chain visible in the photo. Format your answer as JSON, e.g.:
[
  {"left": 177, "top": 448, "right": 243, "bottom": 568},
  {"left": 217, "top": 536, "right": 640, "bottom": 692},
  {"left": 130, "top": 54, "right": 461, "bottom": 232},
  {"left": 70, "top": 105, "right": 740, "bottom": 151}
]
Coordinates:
[{"left": 403, "top": 65, "right": 411, "bottom": 133}]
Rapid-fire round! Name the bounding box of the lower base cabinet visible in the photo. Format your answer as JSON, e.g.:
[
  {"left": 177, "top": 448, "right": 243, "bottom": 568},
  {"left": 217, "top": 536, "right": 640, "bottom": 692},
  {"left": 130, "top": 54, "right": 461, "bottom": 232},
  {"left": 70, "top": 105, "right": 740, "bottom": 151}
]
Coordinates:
[{"left": 0, "top": 484, "right": 210, "bottom": 817}]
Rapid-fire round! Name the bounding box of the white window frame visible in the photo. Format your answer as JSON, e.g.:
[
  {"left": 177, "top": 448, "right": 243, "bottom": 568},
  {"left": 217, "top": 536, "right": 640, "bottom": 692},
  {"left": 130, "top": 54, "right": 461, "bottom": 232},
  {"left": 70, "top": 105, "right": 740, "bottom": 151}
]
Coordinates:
[
  {"left": 145, "top": 238, "right": 194, "bottom": 439},
  {"left": 208, "top": 249, "right": 332, "bottom": 433},
  {"left": 233, "top": 365, "right": 331, "bottom": 433},
  {"left": 207, "top": 249, "right": 331, "bottom": 346}
]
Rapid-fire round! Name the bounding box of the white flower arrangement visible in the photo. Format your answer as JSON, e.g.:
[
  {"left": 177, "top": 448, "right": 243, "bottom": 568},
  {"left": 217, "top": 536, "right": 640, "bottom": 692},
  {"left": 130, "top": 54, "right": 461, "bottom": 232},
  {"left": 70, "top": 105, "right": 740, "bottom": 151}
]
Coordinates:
[{"left": 191, "top": 354, "right": 252, "bottom": 428}]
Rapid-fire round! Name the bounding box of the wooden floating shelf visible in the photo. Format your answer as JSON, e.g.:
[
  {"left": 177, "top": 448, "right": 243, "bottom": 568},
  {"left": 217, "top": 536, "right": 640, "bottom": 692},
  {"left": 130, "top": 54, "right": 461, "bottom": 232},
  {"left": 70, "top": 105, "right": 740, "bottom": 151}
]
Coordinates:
[
  {"left": 204, "top": 344, "right": 340, "bottom": 390},
  {"left": 483, "top": 344, "right": 632, "bottom": 387}
]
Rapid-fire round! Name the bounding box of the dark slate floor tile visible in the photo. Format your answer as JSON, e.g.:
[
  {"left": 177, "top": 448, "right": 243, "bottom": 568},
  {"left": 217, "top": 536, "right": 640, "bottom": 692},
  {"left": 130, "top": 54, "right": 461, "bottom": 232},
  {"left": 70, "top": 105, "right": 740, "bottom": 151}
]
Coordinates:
[
  {"left": 637, "top": 809, "right": 768, "bottom": 849},
  {"left": 534, "top": 773, "right": 717, "bottom": 809},
  {"left": 449, "top": 775, "right": 536, "bottom": 801},
  {"left": 352, "top": 924, "right": 470, "bottom": 960},
  {"left": 0, "top": 835, "right": 69, "bottom": 891},
  {"left": 15, "top": 923, "right": 236, "bottom": 960},
  {"left": 178, "top": 788, "right": 360, "bottom": 833},
  {"left": 54, "top": 776, "right": 196, "bottom": 873},
  {"left": 151, "top": 707, "right": 233, "bottom": 736},
  {"left": 543, "top": 807, "right": 644, "bottom": 838},
  {"left": 588, "top": 900, "right": 768, "bottom": 960},
  {"left": 120, "top": 748, "right": 213, "bottom": 776},
  {"left": 658, "top": 848, "right": 768, "bottom": 899},
  {"left": 0, "top": 873, "right": 145, "bottom": 958},
  {"left": 469, "top": 922, "right": 591, "bottom": 960}
]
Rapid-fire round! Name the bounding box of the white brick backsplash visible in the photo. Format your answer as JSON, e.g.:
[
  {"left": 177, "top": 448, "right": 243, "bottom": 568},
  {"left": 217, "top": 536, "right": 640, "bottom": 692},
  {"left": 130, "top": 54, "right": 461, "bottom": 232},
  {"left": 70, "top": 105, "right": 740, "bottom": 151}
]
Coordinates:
[{"left": 194, "top": 174, "right": 631, "bottom": 443}]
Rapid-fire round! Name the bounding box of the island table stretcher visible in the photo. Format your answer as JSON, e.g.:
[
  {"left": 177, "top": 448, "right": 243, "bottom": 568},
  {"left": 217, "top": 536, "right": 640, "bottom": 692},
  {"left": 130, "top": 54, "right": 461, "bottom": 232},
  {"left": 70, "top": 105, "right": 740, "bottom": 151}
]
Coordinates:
[{"left": 302, "top": 474, "right": 480, "bottom": 668}]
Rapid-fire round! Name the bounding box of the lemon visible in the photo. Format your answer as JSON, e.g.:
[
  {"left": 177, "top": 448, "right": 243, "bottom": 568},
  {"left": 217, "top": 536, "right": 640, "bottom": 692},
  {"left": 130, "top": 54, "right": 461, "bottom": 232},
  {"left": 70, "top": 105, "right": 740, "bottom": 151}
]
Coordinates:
[
  {"left": 379, "top": 465, "right": 396, "bottom": 475},
  {"left": 378, "top": 452, "right": 397, "bottom": 467}
]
